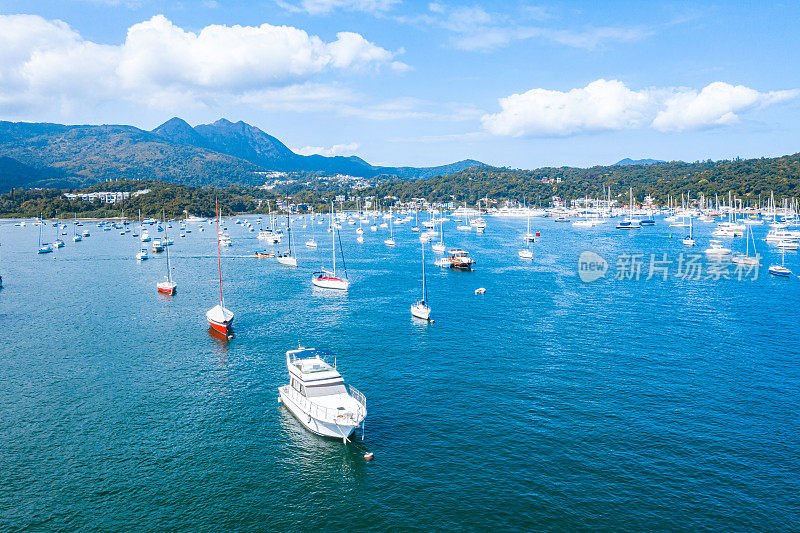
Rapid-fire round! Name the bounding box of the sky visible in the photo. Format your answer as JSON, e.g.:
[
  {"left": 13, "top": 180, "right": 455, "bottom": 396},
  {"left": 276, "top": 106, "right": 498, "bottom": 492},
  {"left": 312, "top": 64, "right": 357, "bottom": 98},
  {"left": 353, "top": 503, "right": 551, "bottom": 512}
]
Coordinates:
[{"left": 1, "top": 0, "right": 799, "bottom": 169}]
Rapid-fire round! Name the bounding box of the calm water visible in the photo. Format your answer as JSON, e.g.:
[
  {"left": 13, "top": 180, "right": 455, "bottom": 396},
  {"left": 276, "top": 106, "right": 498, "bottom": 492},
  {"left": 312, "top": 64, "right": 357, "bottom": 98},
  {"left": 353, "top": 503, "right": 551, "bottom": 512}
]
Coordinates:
[{"left": 1, "top": 215, "right": 798, "bottom": 531}]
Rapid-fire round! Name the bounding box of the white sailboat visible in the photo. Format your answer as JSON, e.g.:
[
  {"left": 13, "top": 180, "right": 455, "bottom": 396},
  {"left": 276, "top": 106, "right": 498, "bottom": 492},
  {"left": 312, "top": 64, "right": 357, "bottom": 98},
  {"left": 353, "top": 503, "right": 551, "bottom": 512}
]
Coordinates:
[
  {"left": 732, "top": 222, "right": 760, "bottom": 266},
  {"left": 306, "top": 209, "right": 318, "bottom": 248},
  {"left": 769, "top": 246, "right": 791, "bottom": 277},
  {"left": 37, "top": 219, "right": 52, "bottom": 254},
  {"left": 616, "top": 189, "right": 642, "bottom": 229},
  {"left": 431, "top": 214, "right": 446, "bottom": 253},
  {"left": 277, "top": 212, "right": 298, "bottom": 267},
  {"left": 411, "top": 209, "right": 420, "bottom": 232},
  {"left": 53, "top": 212, "right": 65, "bottom": 248},
  {"left": 356, "top": 200, "right": 364, "bottom": 236},
  {"left": 206, "top": 199, "right": 234, "bottom": 336},
  {"left": 682, "top": 216, "right": 695, "bottom": 246},
  {"left": 384, "top": 206, "right": 396, "bottom": 246},
  {"left": 312, "top": 203, "right": 350, "bottom": 290},
  {"left": 72, "top": 213, "right": 82, "bottom": 242},
  {"left": 411, "top": 240, "right": 432, "bottom": 321},
  {"left": 523, "top": 208, "right": 536, "bottom": 242},
  {"left": 518, "top": 217, "right": 534, "bottom": 259}
]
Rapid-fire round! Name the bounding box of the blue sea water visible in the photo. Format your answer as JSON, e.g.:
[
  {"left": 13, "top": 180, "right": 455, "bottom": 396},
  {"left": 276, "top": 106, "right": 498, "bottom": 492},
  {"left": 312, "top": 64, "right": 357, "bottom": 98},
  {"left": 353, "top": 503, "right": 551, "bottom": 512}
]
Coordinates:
[{"left": 1, "top": 216, "right": 798, "bottom": 531}]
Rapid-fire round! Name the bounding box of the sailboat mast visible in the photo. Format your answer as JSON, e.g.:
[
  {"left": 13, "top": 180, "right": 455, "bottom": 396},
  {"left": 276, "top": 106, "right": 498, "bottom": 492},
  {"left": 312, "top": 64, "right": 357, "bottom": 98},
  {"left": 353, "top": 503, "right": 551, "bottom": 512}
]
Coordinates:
[
  {"left": 421, "top": 240, "right": 427, "bottom": 301},
  {"left": 287, "top": 211, "right": 292, "bottom": 255},
  {"left": 216, "top": 199, "right": 223, "bottom": 307},
  {"left": 331, "top": 201, "right": 336, "bottom": 275},
  {"left": 164, "top": 210, "right": 172, "bottom": 283}
]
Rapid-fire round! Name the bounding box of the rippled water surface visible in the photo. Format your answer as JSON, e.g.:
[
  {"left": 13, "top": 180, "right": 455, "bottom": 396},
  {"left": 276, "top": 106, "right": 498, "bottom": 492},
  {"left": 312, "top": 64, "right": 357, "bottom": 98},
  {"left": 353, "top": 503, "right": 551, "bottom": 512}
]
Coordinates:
[{"left": 1, "top": 216, "right": 798, "bottom": 531}]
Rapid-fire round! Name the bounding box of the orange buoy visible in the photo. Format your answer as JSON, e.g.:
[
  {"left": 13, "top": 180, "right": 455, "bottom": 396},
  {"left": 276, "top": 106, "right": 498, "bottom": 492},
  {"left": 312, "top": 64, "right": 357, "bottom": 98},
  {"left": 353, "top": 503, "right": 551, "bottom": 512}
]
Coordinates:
[{"left": 364, "top": 452, "right": 374, "bottom": 460}]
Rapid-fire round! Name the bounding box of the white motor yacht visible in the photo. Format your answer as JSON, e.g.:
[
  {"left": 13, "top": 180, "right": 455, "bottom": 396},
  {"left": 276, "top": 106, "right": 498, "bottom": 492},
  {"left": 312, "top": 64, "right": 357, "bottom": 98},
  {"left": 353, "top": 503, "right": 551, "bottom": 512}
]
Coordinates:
[
  {"left": 278, "top": 347, "right": 367, "bottom": 443},
  {"left": 703, "top": 240, "right": 731, "bottom": 256}
]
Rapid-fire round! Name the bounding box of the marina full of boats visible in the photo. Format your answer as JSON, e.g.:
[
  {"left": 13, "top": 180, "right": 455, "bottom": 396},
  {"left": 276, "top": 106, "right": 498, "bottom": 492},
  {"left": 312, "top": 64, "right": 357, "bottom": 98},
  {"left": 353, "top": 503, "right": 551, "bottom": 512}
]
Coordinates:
[
  {"left": 9, "top": 198, "right": 800, "bottom": 310},
  {"left": 3, "top": 197, "right": 800, "bottom": 444}
]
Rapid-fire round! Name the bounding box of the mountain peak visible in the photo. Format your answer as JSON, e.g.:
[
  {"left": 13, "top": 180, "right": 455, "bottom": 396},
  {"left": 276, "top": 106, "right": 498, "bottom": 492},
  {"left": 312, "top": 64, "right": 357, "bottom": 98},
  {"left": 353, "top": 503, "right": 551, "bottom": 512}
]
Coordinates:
[
  {"left": 156, "top": 117, "right": 191, "bottom": 129},
  {"left": 151, "top": 117, "right": 205, "bottom": 146}
]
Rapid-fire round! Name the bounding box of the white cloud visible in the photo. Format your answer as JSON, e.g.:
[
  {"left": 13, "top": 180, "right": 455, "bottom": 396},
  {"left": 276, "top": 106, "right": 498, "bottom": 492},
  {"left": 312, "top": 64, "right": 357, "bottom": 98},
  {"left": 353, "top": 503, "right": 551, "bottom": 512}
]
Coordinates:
[
  {"left": 296, "top": 142, "right": 361, "bottom": 156},
  {"left": 482, "top": 79, "right": 652, "bottom": 136},
  {"left": 277, "top": 0, "right": 399, "bottom": 15},
  {"left": 0, "top": 14, "right": 406, "bottom": 115},
  {"left": 482, "top": 80, "right": 799, "bottom": 137},
  {"left": 652, "top": 82, "right": 799, "bottom": 132}
]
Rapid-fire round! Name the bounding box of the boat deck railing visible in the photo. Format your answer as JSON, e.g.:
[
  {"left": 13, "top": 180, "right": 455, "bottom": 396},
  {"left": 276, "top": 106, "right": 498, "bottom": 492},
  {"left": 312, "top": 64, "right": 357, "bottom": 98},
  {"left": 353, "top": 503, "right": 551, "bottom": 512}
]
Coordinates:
[
  {"left": 283, "top": 385, "right": 365, "bottom": 424},
  {"left": 349, "top": 386, "right": 367, "bottom": 411}
]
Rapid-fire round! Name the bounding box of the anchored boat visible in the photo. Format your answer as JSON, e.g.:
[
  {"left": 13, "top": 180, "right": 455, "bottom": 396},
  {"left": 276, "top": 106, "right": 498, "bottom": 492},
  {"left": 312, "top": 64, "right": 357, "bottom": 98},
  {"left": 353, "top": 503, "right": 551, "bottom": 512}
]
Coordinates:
[
  {"left": 446, "top": 248, "right": 476, "bottom": 270},
  {"left": 157, "top": 211, "right": 177, "bottom": 295},
  {"left": 278, "top": 347, "right": 367, "bottom": 443},
  {"left": 206, "top": 199, "right": 234, "bottom": 336},
  {"left": 312, "top": 203, "right": 350, "bottom": 290},
  {"left": 411, "top": 240, "right": 432, "bottom": 321}
]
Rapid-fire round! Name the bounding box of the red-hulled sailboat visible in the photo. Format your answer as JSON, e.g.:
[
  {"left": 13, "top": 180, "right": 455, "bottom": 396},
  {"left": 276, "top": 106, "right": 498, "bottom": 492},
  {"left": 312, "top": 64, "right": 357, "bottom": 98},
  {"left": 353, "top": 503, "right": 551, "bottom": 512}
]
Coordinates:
[
  {"left": 157, "top": 210, "right": 177, "bottom": 295},
  {"left": 206, "top": 200, "right": 234, "bottom": 335}
]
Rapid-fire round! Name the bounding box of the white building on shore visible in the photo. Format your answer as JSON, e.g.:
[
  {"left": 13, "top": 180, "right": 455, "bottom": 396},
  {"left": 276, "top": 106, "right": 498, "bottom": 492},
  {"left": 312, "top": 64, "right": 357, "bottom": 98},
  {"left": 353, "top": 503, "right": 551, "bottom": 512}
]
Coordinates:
[{"left": 63, "top": 189, "right": 151, "bottom": 204}]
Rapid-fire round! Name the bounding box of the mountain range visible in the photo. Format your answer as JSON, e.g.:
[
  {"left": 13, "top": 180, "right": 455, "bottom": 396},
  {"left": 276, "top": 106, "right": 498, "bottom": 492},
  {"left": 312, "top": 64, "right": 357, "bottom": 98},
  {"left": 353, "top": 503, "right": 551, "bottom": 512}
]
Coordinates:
[
  {"left": 614, "top": 158, "right": 667, "bottom": 166},
  {"left": 0, "top": 118, "right": 483, "bottom": 191}
]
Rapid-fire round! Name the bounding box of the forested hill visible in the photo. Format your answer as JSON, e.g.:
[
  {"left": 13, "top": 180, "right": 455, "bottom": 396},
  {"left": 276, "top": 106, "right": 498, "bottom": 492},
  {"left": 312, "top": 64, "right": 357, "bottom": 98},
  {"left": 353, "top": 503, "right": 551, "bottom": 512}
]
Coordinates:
[
  {"left": 2, "top": 151, "right": 800, "bottom": 219},
  {"left": 366, "top": 154, "right": 800, "bottom": 205}
]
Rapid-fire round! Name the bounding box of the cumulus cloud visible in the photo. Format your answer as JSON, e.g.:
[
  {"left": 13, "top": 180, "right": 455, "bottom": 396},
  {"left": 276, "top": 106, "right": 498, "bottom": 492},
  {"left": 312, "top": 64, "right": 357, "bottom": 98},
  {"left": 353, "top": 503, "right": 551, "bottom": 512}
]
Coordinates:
[
  {"left": 482, "top": 79, "right": 799, "bottom": 137},
  {"left": 0, "top": 14, "right": 406, "bottom": 115},
  {"left": 277, "top": 0, "right": 399, "bottom": 15},
  {"left": 652, "top": 82, "right": 798, "bottom": 132},
  {"left": 296, "top": 142, "right": 361, "bottom": 156}
]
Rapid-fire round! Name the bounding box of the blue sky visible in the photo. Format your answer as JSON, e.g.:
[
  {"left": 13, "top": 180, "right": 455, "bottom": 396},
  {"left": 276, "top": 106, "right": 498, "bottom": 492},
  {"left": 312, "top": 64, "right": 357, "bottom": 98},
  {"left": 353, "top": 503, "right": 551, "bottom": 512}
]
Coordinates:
[{"left": 1, "top": 0, "right": 799, "bottom": 169}]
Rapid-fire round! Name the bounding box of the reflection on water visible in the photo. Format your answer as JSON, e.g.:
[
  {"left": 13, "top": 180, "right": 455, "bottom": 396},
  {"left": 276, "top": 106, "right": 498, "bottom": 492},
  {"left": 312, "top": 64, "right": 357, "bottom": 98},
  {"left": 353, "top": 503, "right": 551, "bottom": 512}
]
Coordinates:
[{"left": 278, "top": 406, "right": 370, "bottom": 483}]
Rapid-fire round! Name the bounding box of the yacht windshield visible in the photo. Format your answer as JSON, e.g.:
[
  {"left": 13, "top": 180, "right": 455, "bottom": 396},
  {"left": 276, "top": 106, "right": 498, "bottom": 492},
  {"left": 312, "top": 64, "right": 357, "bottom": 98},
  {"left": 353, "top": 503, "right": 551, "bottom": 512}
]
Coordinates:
[{"left": 305, "top": 383, "right": 347, "bottom": 398}]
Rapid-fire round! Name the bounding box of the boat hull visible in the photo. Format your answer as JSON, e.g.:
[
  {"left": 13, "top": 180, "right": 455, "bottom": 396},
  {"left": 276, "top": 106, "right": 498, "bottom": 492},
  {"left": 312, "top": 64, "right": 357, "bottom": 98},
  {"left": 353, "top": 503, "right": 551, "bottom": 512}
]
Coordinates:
[
  {"left": 206, "top": 305, "right": 234, "bottom": 335},
  {"left": 208, "top": 318, "right": 232, "bottom": 335},
  {"left": 411, "top": 303, "right": 431, "bottom": 321},
  {"left": 157, "top": 282, "right": 177, "bottom": 295},
  {"left": 312, "top": 274, "right": 349, "bottom": 290},
  {"left": 769, "top": 266, "right": 791, "bottom": 277},
  {"left": 279, "top": 386, "right": 358, "bottom": 440}
]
